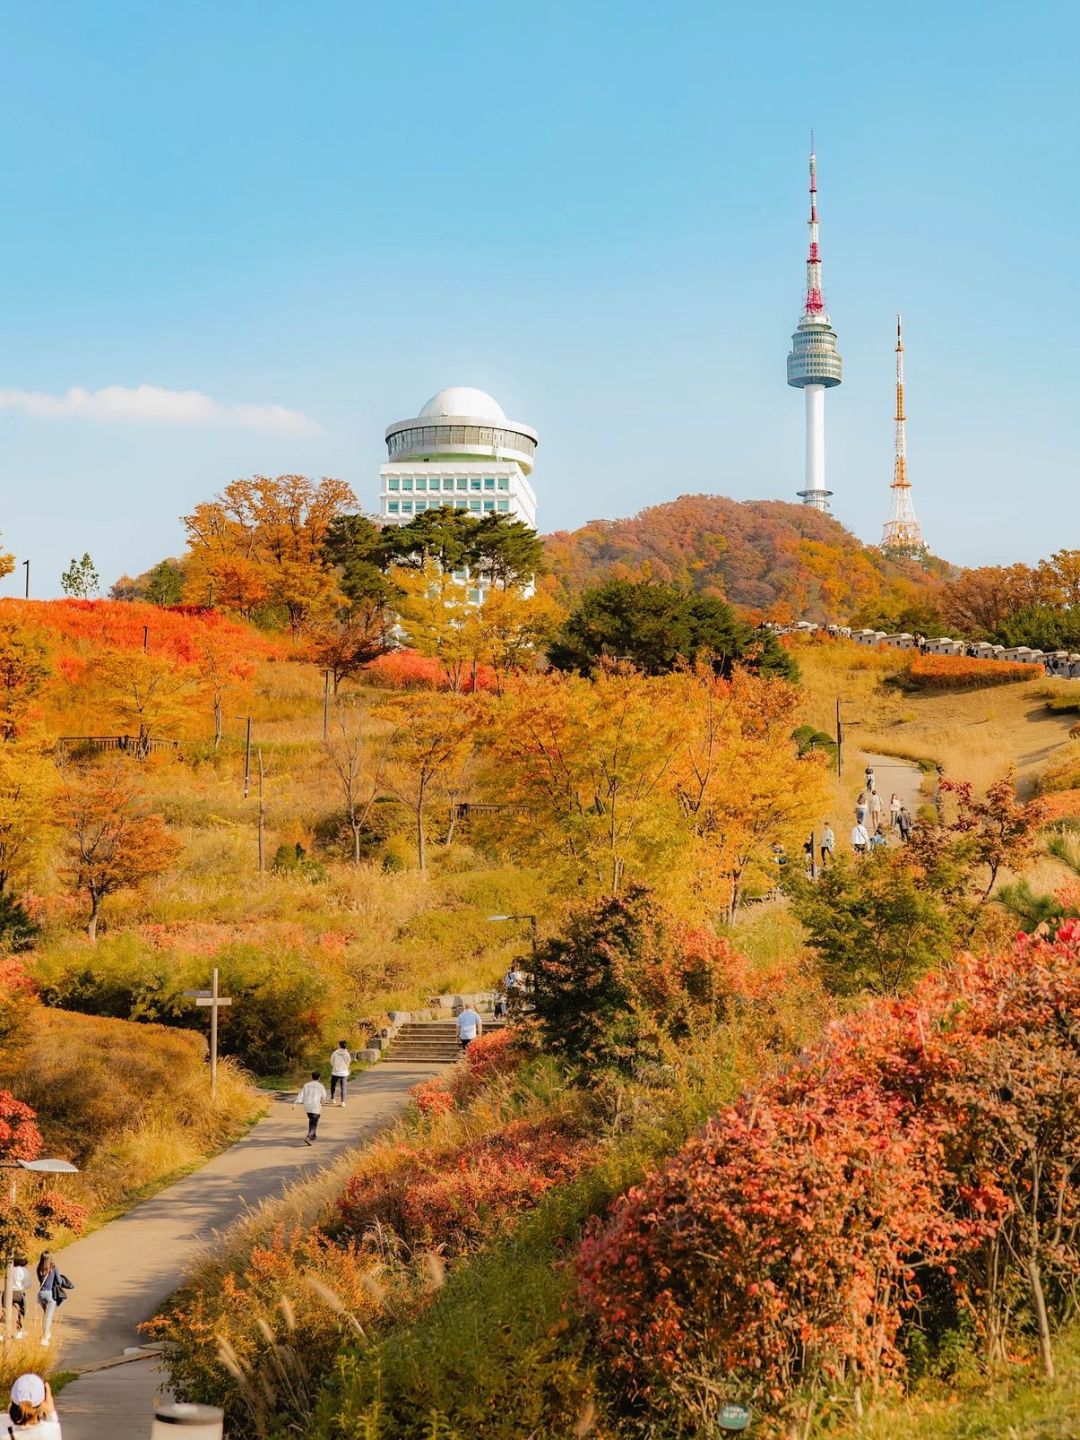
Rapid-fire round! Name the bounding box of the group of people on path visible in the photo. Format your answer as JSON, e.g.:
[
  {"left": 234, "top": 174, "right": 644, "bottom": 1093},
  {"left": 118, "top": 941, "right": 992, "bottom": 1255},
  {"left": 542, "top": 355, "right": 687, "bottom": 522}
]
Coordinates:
[
  {"left": 2, "top": 1250, "right": 74, "bottom": 1352},
  {"left": 815, "top": 764, "right": 915, "bottom": 867},
  {"left": 847, "top": 764, "right": 914, "bottom": 856},
  {"left": 293, "top": 1038, "right": 354, "bottom": 1145}
]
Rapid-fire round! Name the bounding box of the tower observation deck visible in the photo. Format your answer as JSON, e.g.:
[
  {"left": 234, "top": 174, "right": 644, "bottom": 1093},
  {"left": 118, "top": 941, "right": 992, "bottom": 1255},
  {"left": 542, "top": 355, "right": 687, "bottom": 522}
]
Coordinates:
[{"left": 787, "top": 146, "right": 842, "bottom": 512}]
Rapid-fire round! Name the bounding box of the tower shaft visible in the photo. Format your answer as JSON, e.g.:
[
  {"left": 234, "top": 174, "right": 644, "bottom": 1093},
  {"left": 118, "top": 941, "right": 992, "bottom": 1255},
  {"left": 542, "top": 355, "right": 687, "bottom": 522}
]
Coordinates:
[{"left": 787, "top": 143, "right": 841, "bottom": 511}]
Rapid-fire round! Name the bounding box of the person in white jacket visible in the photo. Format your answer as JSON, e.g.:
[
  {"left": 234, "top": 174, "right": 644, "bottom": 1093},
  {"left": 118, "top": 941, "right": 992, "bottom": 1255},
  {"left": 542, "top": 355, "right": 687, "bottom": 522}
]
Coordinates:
[
  {"left": 329, "top": 1041, "right": 352, "bottom": 1107},
  {"left": 293, "top": 1071, "right": 327, "bottom": 1145}
]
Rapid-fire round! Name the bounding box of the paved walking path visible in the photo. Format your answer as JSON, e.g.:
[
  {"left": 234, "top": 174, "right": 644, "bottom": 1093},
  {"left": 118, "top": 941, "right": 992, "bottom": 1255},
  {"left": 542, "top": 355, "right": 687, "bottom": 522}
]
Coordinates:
[
  {"left": 50, "top": 1062, "right": 442, "bottom": 1439},
  {"left": 863, "top": 752, "right": 925, "bottom": 817}
]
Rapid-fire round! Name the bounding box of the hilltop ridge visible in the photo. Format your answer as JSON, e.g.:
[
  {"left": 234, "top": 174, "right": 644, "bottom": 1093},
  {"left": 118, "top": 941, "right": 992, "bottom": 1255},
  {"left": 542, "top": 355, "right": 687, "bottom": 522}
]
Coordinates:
[{"left": 543, "top": 493, "right": 950, "bottom": 623}]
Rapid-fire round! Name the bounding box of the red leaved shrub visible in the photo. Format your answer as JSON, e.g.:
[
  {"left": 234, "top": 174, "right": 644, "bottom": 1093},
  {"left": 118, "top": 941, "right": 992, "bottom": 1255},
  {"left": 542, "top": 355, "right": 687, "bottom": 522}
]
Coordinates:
[
  {"left": 577, "top": 926, "right": 1080, "bottom": 1429},
  {"left": 362, "top": 648, "right": 497, "bottom": 692},
  {"left": 409, "top": 1027, "right": 523, "bottom": 1116},
  {"left": 338, "top": 1115, "right": 597, "bottom": 1253}
]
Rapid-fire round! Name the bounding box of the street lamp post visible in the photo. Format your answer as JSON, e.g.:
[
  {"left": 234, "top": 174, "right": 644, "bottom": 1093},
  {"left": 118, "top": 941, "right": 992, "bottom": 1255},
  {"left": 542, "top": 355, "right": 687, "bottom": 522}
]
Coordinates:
[{"left": 1, "top": 1158, "right": 79, "bottom": 1339}]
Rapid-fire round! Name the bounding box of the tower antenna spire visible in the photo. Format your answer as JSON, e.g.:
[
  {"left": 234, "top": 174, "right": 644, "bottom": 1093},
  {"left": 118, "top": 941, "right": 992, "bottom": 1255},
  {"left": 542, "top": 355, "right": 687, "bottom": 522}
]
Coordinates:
[
  {"left": 880, "top": 314, "right": 927, "bottom": 557},
  {"left": 787, "top": 138, "right": 842, "bottom": 511}
]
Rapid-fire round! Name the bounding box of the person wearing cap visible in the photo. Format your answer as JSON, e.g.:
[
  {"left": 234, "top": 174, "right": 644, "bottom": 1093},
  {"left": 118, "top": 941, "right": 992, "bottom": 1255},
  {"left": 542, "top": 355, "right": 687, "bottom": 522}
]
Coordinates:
[{"left": 8, "top": 1373, "right": 62, "bottom": 1437}]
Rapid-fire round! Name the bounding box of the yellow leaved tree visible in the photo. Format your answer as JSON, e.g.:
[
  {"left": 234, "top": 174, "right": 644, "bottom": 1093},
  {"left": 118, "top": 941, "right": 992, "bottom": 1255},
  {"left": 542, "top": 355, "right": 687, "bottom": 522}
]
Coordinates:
[{"left": 183, "top": 475, "right": 357, "bottom": 633}]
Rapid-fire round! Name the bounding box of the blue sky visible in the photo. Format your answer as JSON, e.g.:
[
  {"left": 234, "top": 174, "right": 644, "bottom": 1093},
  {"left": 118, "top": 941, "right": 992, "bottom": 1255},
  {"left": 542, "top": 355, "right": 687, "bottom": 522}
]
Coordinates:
[{"left": 0, "top": 0, "right": 1077, "bottom": 594}]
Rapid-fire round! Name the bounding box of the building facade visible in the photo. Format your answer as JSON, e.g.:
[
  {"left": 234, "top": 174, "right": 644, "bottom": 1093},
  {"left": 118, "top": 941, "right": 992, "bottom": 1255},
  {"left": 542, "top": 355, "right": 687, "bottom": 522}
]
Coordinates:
[{"left": 379, "top": 386, "right": 538, "bottom": 529}]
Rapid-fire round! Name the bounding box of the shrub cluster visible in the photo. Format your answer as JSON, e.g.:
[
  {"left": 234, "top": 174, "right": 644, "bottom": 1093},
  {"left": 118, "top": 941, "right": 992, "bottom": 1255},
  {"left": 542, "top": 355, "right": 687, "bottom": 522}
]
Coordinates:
[
  {"left": 903, "top": 653, "right": 1036, "bottom": 690},
  {"left": 577, "top": 926, "right": 1080, "bottom": 1433}
]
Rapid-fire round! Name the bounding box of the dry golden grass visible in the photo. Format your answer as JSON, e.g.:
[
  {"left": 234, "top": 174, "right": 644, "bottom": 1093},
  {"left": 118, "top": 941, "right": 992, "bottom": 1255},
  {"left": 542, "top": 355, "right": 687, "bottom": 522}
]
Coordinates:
[{"left": 795, "top": 642, "right": 1078, "bottom": 797}]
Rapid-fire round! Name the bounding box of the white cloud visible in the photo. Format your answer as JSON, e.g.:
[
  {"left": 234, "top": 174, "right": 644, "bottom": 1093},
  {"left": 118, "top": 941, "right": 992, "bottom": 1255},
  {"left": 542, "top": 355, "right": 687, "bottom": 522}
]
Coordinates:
[{"left": 0, "top": 383, "right": 320, "bottom": 435}]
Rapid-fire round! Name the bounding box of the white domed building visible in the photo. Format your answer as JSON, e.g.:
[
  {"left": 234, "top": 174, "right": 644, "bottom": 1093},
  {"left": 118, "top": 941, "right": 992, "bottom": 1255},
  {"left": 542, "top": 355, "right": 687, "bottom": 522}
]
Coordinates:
[{"left": 379, "top": 386, "right": 538, "bottom": 530}]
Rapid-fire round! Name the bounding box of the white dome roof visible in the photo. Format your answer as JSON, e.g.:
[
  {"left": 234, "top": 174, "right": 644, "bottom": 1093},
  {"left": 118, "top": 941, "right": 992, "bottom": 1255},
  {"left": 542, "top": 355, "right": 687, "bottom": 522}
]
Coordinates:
[{"left": 418, "top": 386, "right": 506, "bottom": 422}]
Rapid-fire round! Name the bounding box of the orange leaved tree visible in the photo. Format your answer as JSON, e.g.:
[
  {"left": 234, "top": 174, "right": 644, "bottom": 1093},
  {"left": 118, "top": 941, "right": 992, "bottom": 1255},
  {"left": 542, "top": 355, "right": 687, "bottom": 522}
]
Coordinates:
[
  {"left": 182, "top": 475, "right": 357, "bottom": 634},
  {"left": 60, "top": 765, "right": 181, "bottom": 939}
]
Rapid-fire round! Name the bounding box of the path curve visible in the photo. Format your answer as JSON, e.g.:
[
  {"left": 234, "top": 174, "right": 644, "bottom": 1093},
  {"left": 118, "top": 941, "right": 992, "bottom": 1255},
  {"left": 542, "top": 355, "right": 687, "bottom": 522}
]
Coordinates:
[
  {"left": 53, "top": 1062, "right": 443, "bottom": 1439},
  {"left": 862, "top": 752, "right": 925, "bottom": 816}
]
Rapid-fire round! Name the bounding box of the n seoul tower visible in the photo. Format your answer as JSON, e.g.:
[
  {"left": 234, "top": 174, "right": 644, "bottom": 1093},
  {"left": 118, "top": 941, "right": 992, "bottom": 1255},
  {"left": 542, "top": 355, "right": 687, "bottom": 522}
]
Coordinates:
[{"left": 787, "top": 143, "right": 843, "bottom": 511}]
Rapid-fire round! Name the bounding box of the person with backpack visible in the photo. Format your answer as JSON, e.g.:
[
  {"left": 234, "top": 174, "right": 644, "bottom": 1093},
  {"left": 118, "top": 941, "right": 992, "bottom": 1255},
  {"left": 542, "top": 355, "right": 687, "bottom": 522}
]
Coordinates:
[{"left": 35, "top": 1252, "right": 73, "bottom": 1347}]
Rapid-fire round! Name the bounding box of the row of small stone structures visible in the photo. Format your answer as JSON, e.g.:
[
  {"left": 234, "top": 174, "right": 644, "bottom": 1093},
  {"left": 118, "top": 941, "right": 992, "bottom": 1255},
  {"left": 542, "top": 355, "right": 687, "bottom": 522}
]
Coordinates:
[{"left": 768, "top": 621, "right": 1080, "bottom": 679}]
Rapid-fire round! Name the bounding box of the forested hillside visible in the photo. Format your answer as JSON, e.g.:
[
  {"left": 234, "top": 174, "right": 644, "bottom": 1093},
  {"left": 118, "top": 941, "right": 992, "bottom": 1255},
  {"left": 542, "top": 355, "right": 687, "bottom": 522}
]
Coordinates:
[{"left": 544, "top": 494, "right": 950, "bottom": 624}]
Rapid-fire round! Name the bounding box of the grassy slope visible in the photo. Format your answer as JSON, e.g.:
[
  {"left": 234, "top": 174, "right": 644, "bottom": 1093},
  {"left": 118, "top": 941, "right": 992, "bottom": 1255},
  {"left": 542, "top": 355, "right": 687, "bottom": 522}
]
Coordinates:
[
  {"left": 794, "top": 640, "right": 1079, "bottom": 796},
  {"left": 833, "top": 1329, "right": 1080, "bottom": 1438}
]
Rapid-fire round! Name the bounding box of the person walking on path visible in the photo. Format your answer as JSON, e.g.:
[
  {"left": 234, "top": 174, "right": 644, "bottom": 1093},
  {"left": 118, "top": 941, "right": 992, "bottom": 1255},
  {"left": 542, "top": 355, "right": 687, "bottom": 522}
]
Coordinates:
[
  {"left": 870, "top": 825, "right": 888, "bottom": 852},
  {"left": 890, "top": 792, "right": 901, "bottom": 830},
  {"left": 855, "top": 792, "right": 868, "bottom": 826},
  {"left": 851, "top": 820, "right": 870, "bottom": 855},
  {"left": 5, "top": 1254, "right": 28, "bottom": 1339},
  {"left": 865, "top": 764, "right": 875, "bottom": 792},
  {"left": 456, "top": 1004, "right": 483, "bottom": 1052},
  {"left": 820, "top": 822, "right": 835, "bottom": 868},
  {"left": 870, "top": 790, "right": 883, "bottom": 828},
  {"left": 898, "top": 806, "right": 913, "bottom": 843},
  {"left": 329, "top": 1041, "right": 352, "bottom": 1107},
  {"left": 293, "top": 1071, "right": 327, "bottom": 1145},
  {"left": 35, "top": 1253, "right": 72, "bottom": 1347},
  {"left": 8, "top": 1373, "right": 62, "bottom": 1437}
]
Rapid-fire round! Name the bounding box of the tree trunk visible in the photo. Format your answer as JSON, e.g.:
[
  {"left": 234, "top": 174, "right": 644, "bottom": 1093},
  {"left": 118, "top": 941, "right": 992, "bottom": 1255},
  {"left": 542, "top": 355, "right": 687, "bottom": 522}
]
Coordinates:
[
  {"left": 213, "top": 697, "right": 222, "bottom": 750},
  {"left": 352, "top": 821, "right": 361, "bottom": 865},
  {"left": 1027, "top": 1253, "right": 1055, "bottom": 1380},
  {"left": 444, "top": 805, "right": 458, "bottom": 847},
  {"left": 416, "top": 802, "right": 426, "bottom": 871},
  {"left": 87, "top": 892, "right": 100, "bottom": 943}
]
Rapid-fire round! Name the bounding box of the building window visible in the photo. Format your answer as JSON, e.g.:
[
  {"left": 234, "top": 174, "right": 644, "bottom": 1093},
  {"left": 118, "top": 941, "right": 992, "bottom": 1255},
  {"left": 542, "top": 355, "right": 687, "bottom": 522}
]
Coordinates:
[
  {"left": 468, "top": 588, "right": 482, "bottom": 604},
  {"left": 415, "top": 477, "right": 427, "bottom": 492},
  {"left": 483, "top": 477, "right": 495, "bottom": 490},
  {"left": 497, "top": 499, "right": 509, "bottom": 512},
  {"left": 483, "top": 500, "right": 495, "bottom": 512},
  {"left": 388, "top": 500, "right": 400, "bottom": 514},
  {"left": 456, "top": 499, "right": 469, "bottom": 509},
  {"left": 470, "top": 478, "right": 481, "bottom": 491},
  {"left": 388, "top": 477, "right": 400, "bottom": 491},
  {"left": 401, "top": 500, "right": 413, "bottom": 514},
  {"left": 443, "top": 477, "right": 455, "bottom": 491},
  {"left": 415, "top": 500, "right": 427, "bottom": 512},
  {"left": 497, "top": 477, "right": 509, "bottom": 490},
  {"left": 456, "top": 477, "right": 468, "bottom": 491},
  {"left": 469, "top": 499, "right": 481, "bottom": 512},
  {"left": 402, "top": 478, "right": 413, "bottom": 491}
]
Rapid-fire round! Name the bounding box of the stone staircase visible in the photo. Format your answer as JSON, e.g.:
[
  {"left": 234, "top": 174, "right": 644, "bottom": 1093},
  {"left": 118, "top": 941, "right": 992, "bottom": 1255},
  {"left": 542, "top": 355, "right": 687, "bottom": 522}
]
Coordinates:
[{"left": 385, "top": 1017, "right": 506, "bottom": 1064}]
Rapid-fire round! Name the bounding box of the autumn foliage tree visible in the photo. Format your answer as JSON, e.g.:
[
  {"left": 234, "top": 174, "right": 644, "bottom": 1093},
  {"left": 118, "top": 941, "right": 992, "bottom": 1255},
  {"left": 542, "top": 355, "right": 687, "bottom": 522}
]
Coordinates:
[
  {"left": 183, "top": 475, "right": 357, "bottom": 633},
  {"left": 528, "top": 885, "right": 745, "bottom": 1075},
  {"left": 482, "top": 666, "right": 687, "bottom": 897},
  {"left": 0, "top": 1090, "right": 87, "bottom": 1266},
  {"left": 60, "top": 765, "right": 180, "bottom": 939},
  {"left": 380, "top": 692, "right": 476, "bottom": 870}
]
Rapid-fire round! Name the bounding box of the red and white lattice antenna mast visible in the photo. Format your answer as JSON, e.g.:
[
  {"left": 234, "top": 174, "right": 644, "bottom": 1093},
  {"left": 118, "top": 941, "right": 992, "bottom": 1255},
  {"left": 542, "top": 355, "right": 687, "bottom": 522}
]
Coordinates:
[
  {"left": 893, "top": 314, "right": 907, "bottom": 490},
  {"left": 881, "top": 314, "right": 927, "bottom": 554},
  {"left": 804, "top": 136, "right": 827, "bottom": 318}
]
